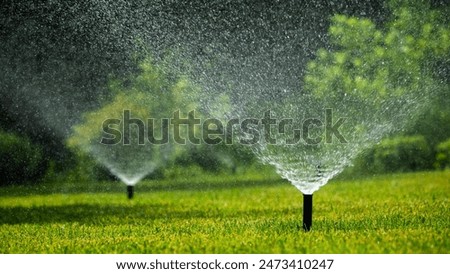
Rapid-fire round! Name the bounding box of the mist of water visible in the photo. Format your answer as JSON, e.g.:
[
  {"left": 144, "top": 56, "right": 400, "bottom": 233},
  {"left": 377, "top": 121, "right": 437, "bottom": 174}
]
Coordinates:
[
  {"left": 248, "top": 92, "right": 431, "bottom": 194},
  {"left": 1, "top": 1, "right": 441, "bottom": 192}
]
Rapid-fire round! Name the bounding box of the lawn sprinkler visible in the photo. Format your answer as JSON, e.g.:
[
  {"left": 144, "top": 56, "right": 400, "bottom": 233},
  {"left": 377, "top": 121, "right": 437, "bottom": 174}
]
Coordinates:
[
  {"left": 303, "top": 194, "right": 312, "bottom": 231},
  {"left": 127, "top": 185, "right": 134, "bottom": 199}
]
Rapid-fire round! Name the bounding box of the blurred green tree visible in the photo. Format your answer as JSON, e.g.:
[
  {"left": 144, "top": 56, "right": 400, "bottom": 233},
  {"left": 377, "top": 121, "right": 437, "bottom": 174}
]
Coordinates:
[
  {"left": 305, "top": 0, "right": 449, "bottom": 102},
  {"left": 303, "top": 0, "right": 449, "bottom": 174}
]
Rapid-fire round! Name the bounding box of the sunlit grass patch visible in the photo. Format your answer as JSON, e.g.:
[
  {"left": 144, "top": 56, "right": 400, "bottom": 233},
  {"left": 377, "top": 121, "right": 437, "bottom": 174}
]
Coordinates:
[{"left": 0, "top": 170, "right": 448, "bottom": 253}]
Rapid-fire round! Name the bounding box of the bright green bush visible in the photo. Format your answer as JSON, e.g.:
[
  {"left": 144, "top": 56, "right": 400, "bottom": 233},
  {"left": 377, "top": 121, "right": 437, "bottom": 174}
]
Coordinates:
[
  {"left": 434, "top": 138, "right": 450, "bottom": 169},
  {"left": 374, "top": 135, "right": 432, "bottom": 173},
  {"left": 0, "top": 131, "right": 45, "bottom": 185}
]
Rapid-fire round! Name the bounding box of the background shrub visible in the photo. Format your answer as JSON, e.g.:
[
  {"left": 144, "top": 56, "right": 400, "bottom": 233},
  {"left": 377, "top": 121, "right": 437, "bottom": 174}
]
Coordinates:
[
  {"left": 434, "top": 138, "right": 450, "bottom": 169},
  {"left": 0, "top": 131, "right": 45, "bottom": 185},
  {"left": 373, "top": 135, "right": 432, "bottom": 173}
]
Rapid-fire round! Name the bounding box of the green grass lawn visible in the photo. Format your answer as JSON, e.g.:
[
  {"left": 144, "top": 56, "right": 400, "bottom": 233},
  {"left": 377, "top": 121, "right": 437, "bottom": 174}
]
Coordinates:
[{"left": 0, "top": 170, "right": 448, "bottom": 253}]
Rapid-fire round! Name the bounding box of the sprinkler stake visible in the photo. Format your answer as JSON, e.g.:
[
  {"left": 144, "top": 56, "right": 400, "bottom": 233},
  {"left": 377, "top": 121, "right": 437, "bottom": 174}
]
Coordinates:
[
  {"left": 127, "top": 185, "right": 134, "bottom": 199},
  {"left": 303, "top": 194, "right": 312, "bottom": 231}
]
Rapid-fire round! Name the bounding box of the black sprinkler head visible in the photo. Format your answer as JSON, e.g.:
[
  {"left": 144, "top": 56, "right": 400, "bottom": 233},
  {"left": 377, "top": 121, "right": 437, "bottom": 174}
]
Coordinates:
[
  {"left": 127, "top": 185, "right": 134, "bottom": 199},
  {"left": 303, "top": 194, "right": 313, "bottom": 231}
]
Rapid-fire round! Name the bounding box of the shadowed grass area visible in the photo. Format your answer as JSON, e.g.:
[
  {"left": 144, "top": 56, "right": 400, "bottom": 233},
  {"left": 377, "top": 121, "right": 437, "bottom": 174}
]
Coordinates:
[{"left": 0, "top": 170, "right": 448, "bottom": 253}]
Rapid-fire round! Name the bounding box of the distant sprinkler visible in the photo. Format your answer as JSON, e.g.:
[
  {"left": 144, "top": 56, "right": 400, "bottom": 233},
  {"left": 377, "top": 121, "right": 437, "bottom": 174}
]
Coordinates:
[{"left": 127, "top": 185, "right": 134, "bottom": 199}]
